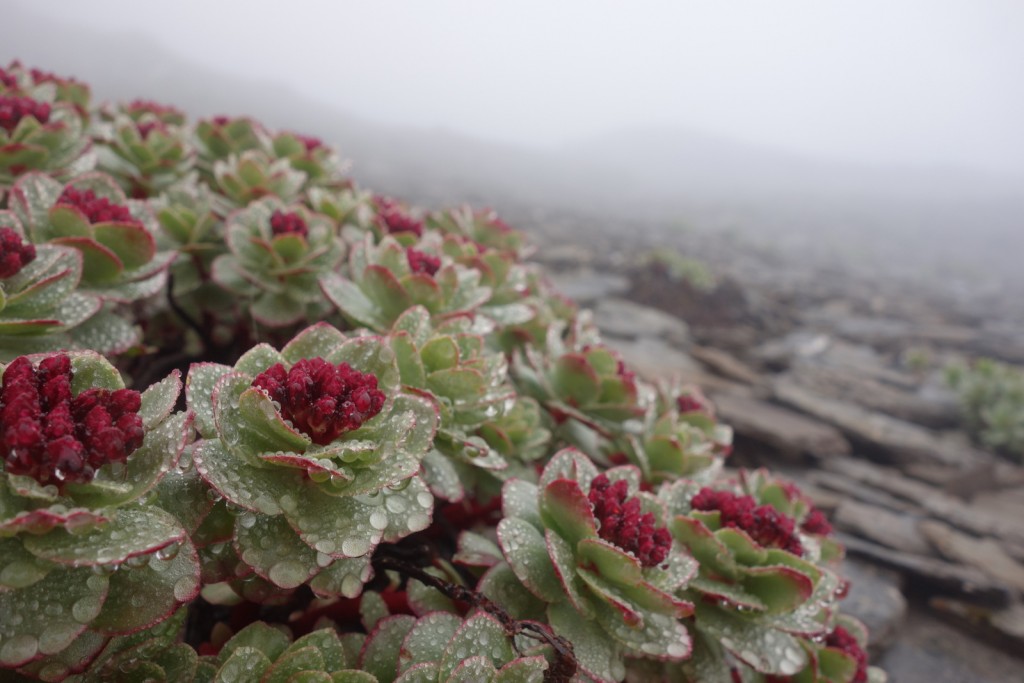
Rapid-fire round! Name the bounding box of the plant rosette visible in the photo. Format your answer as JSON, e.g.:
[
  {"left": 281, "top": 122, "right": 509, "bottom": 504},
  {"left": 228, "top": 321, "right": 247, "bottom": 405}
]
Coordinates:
[
  {"left": 270, "top": 130, "right": 349, "bottom": 188},
  {"left": 211, "top": 148, "right": 307, "bottom": 208},
  {"left": 387, "top": 306, "right": 517, "bottom": 502},
  {"left": 9, "top": 171, "right": 174, "bottom": 305},
  {"left": 321, "top": 233, "right": 492, "bottom": 333},
  {"left": 427, "top": 205, "right": 532, "bottom": 260},
  {"left": 0, "top": 62, "right": 92, "bottom": 115},
  {"left": 616, "top": 382, "right": 733, "bottom": 486},
  {"left": 91, "top": 100, "right": 196, "bottom": 198},
  {"left": 483, "top": 448, "right": 696, "bottom": 682},
  {"left": 307, "top": 183, "right": 379, "bottom": 239},
  {"left": 209, "top": 197, "right": 345, "bottom": 327},
  {"left": 193, "top": 115, "right": 267, "bottom": 168},
  {"left": 437, "top": 232, "right": 537, "bottom": 327},
  {"left": 0, "top": 352, "right": 197, "bottom": 676},
  {"left": 186, "top": 323, "right": 440, "bottom": 599},
  {"left": 0, "top": 214, "right": 112, "bottom": 361},
  {"left": 659, "top": 474, "right": 845, "bottom": 680},
  {"left": 354, "top": 608, "right": 552, "bottom": 682},
  {"left": 0, "top": 96, "right": 93, "bottom": 187}
]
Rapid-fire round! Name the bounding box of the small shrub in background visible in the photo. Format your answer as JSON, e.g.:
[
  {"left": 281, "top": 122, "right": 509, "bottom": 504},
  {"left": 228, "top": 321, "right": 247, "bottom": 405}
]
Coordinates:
[{"left": 947, "top": 358, "right": 1024, "bottom": 461}]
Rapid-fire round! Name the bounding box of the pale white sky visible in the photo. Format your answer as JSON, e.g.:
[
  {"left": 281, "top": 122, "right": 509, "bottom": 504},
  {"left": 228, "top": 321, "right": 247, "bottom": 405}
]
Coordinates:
[{"left": 16, "top": 1, "right": 1024, "bottom": 178}]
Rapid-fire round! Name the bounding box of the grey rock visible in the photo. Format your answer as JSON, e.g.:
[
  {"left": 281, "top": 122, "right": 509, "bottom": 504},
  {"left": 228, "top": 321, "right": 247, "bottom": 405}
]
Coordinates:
[
  {"left": 594, "top": 297, "right": 691, "bottom": 345},
  {"left": 689, "top": 344, "right": 762, "bottom": 385},
  {"left": 919, "top": 519, "right": 1024, "bottom": 593},
  {"left": 711, "top": 392, "right": 851, "bottom": 459},
  {"left": 772, "top": 377, "right": 997, "bottom": 469},
  {"left": 605, "top": 336, "right": 703, "bottom": 383},
  {"left": 834, "top": 500, "right": 933, "bottom": 555},
  {"left": 546, "top": 268, "right": 630, "bottom": 304}
]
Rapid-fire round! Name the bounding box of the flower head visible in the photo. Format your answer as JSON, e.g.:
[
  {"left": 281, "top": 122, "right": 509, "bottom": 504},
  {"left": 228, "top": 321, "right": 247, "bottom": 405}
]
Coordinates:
[
  {"left": 0, "top": 226, "right": 36, "bottom": 278},
  {"left": 0, "top": 354, "right": 144, "bottom": 488},
  {"left": 826, "top": 626, "right": 868, "bottom": 683},
  {"left": 57, "top": 186, "right": 137, "bottom": 224},
  {"left": 588, "top": 473, "right": 672, "bottom": 567},
  {"left": 269, "top": 209, "right": 309, "bottom": 238},
  {"left": 406, "top": 247, "right": 440, "bottom": 276},
  {"left": 691, "top": 487, "right": 803, "bottom": 555},
  {"left": 375, "top": 196, "right": 423, "bottom": 236},
  {"left": 251, "top": 357, "right": 386, "bottom": 445},
  {"left": 0, "top": 95, "right": 51, "bottom": 132}
]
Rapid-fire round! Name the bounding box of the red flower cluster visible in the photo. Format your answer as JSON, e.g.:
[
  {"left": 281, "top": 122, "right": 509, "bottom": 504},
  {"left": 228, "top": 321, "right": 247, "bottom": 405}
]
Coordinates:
[
  {"left": 252, "top": 358, "right": 386, "bottom": 446},
  {"left": 0, "top": 95, "right": 51, "bottom": 132},
  {"left": 781, "top": 481, "right": 834, "bottom": 536},
  {"left": 57, "top": 186, "right": 136, "bottom": 224},
  {"left": 0, "top": 227, "right": 36, "bottom": 279},
  {"left": 406, "top": 248, "right": 441, "bottom": 276},
  {"left": 588, "top": 473, "right": 672, "bottom": 568},
  {"left": 374, "top": 196, "right": 423, "bottom": 237},
  {"left": 676, "top": 388, "right": 714, "bottom": 418},
  {"left": 135, "top": 120, "right": 167, "bottom": 141},
  {"left": 0, "top": 354, "right": 144, "bottom": 488},
  {"left": 292, "top": 133, "right": 323, "bottom": 153},
  {"left": 126, "top": 99, "right": 183, "bottom": 121},
  {"left": 825, "top": 626, "right": 868, "bottom": 683},
  {"left": 691, "top": 488, "right": 803, "bottom": 555},
  {"left": 269, "top": 210, "right": 309, "bottom": 238},
  {"left": 0, "top": 67, "right": 17, "bottom": 90}
]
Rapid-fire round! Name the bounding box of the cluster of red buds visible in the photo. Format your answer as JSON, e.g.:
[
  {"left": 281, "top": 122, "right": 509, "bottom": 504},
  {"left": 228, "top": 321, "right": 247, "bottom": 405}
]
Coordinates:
[
  {"left": 252, "top": 358, "right": 386, "bottom": 446},
  {"left": 0, "top": 354, "right": 144, "bottom": 488},
  {"left": 0, "top": 67, "right": 17, "bottom": 89},
  {"left": 57, "top": 186, "right": 137, "bottom": 224},
  {"left": 691, "top": 487, "right": 803, "bottom": 555},
  {"left": 269, "top": 209, "right": 309, "bottom": 238},
  {"left": 0, "top": 95, "right": 51, "bottom": 132},
  {"left": 374, "top": 196, "right": 423, "bottom": 237},
  {"left": 0, "top": 226, "right": 36, "bottom": 279},
  {"left": 588, "top": 473, "right": 672, "bottom": 567},
  {"left": 780, "top": 481, "right": 834, "bottom": 536},
  {"left": 825, "top": 626, "right": 868, "bottom": 683},
  {"left": 292, "top": 133, "right": 323, "bottom": 153},
  {"left": 406, "top": 247, "right": 441, "bottom": 276}
]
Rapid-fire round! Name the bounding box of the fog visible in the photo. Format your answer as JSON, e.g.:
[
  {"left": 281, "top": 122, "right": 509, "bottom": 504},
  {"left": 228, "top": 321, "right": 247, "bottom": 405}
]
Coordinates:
[{"left": 3, "top": 0, "right": 1023, "bottom": 287}]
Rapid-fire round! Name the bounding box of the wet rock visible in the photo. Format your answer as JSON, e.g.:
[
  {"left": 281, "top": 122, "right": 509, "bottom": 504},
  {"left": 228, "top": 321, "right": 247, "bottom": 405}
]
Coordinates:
[
  {"left": 786, "top": 363, "right": 960, "bottom": 428},
  {"left": 689, "top": 345, "right": 762, "bottom": 385},
  {"left": 711, "top": 392, "right": 851, "bottom": 459},
  {"left": 752, "top": 330, "right": 831, "bottom": 370},
  {"left": 839, "top": 534, "right": 1012, "bottom": 606},
  {"left": 546, "top": 268, "right": 630, "bottom": 304},
  {"left": 839, "top": 559, "right": 907, "bottom": 657},
  {"left": 594, "top": 297, "right": 691, "bottom": 345},
  {"left": 773, "top": 378, "right": 996, "bottom": 469},
  {"left": 919, "top": 520, "right": 1024, "bottom": 593},
  {"left": 605, "top": 336, "right": 705, "bottom": 384},
  {"left": 834, "top": 500, "right": 933, "bottom": 555}
]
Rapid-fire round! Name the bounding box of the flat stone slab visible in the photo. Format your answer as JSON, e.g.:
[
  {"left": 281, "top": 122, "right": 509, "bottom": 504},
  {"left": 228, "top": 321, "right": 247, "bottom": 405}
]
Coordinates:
[
  {"left": 712, "top": 392, "right": 851, "bottom": 458},
  {"left": 839, "top": 559, "right": 907, "bottom": 657},
  {"left": 920, "top": 519, "right": 1024, "bottom": 593},
  {"left": 594, "top": 297, "right": 691, "bottom": 344},
  {"left": 689, "top": 345, "right": 762, "bottom": 385},
  {"left": 546, "top": 268, "right": 630, "bottom": 304}
]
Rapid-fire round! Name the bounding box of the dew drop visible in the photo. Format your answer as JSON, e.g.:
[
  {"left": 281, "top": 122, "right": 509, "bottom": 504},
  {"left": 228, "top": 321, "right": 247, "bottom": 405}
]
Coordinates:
[
  {"left": 72, "top": 594, "right": 103, "bottom": 623},
  {"left": 369, "top": 510, "right": 388, "bottom": 531},
  {"left": 268, "top": 560, "right": 307, "bottom": 589},
  {"left": 341, "top": 538, "right": 371, "bottom": 557},
  {"left": 156, "top": 542, "right": 180, "bottom": 561},
  {"left": 174, "top": 575, "right": 198, "bottom": 601}
]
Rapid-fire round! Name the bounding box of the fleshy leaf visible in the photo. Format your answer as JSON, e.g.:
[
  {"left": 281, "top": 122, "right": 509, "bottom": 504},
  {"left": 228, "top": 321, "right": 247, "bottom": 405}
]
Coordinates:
[{"left": 497, "top": 517, "right": 563, "bottom": 603}]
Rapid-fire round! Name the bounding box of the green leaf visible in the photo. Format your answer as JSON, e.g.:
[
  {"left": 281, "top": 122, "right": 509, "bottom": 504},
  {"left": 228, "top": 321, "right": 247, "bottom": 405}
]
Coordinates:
[
  {"left": 493, "top": 656, "right": 548, "bottom": 682},
  {"left": 547, "top": 601, "right": 624, "bottom": 683},
  {"left": 398, "top": 612, "right": 462, "bottom": 672},
  {"left": 235, "top": 513, "right": 318, "bottom": 589},
  {"left": 215, "top": 646, "right": 272, "bottom": 682},
  {"left": 439, "top": 613, "right": 514, "bottom": 681},
  {"left": 186, "top": 362, "right": 232, "bottom": 439},
  {"left": 264, "top": 645, "right": 325, "bottom": 683},
  {"left": 320, "top": 272, "right": 392, "bottom": 332},
  {"left": 23, "top": 506, "right": 185, "bottom": 567},
  {"left": 594, "top": 599, "right": 691, "bottom": 660},
  {"left": 477, "top": 562, "right": 547, "bottom": 622},
  {"left": 500, "top": 479, "right": 541, "bottom": 529},
  {"left": 281, "top": 323, "right": 348, "bottom": 364},
  {"left": 69, "top": 351, "right": 124, "bottom": 392},
  {"left": 139, "top": 370, "right": 182, "bottom": 430},
  {"left": 694, "top": 601, "right": 808, "bottom": 676},
  {"left": 552, "top": 354, "right": 600, "bottom": 405},
  {"left": 252, "top": 290, "right": 306, "bottom": 327},
  {"left": 193, "top": 438, "right": 303, "bottom": 515},
  {"left": 219, "top": 622, "right": 291, "bottom": 664},
  {"left": 238, "top": 385, "right": 312, "bottom": 453},
  {"left": 577, "top": 538, "right": 643, "bottom": 586},
  {"left": 234, "top": 342, "right": 283, "bottom": 376},
  {"left": 0, "top": 567, "right": 108, "bottom": 666},
  {"left": 741, "top": 564, "right": 815, "bottom": 615},
  {"left": 291, "top": 629, "right": 349, "bottom": 672},
  {"left": 360, "top": 615, "right": 416, "bottom": 683},
  {"left": 545, "top": 529, "right": 592, "bottom": 618},
  {"left": 89, "top": 537, "right": 200, "bottom": 636},
  {"left": 540, "top": 479, "right": 597, "bottom": 545},
  {"left": 53, "top": 235, "right": 124, "bottom": 284},
  {"left": 308, "top": 555, "right": 372, "bottom": 599},
  {"left": 47, "top": 204, "right": 92, "bottom": 237},
  {"left": 497, "top": 518, "right": 563, "bottom": 603},
  {"left": 0, "top": 538, "right": 54, "bottom": 590},
  {"left": 93, "top": 222, "right": 156, "bottom": 270}
]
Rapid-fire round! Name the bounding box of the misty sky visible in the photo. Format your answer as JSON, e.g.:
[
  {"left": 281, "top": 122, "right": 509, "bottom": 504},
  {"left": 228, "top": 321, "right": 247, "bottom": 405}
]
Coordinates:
[{"left": 15, "top": 1, "right": 1024, "bottom": 179}]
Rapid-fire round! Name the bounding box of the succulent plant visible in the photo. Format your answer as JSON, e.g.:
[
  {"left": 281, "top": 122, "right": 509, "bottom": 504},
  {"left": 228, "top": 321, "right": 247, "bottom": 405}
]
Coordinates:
[
  {"left": 0, "top": 95, "right": 92, "bottom": 187},
  {"left": 185, "top": 323, "right": 439, "bottom": 599},
  {"left": 321, "top": 233, "right": 492, "bottom": 333},
  {"left": 427, "top": 206, "right": 530, "bottom": 258},
  {"left": 1, "top": 62, "right": 91, "bottom": 115},
  {"left": 0, "top": 213, "right": 122, "bottom": 361},
  {"left": 10, "top": 171, "right": 174, "bottom": 304},
  {"left": 210, "top": 197, "right": 345, "bottom": 327},
  {"left": 271, "top": 130, "right": 348, "bottom": 187},
  {"left": 307, "top": 182, "right": 378, "bottom": 237},
  {"left": 211, "top": 149, "right": 307, "bottom": 208},
  {"left": 657, "top": 471, "right": 847, "bottom": 680},
  {"left": 0, "top": 352, "right": 197, "bottom": 676},
  {"left": 192, "top": 115, "right": 266, "bottom": 167},
  {"left": 488, "top": 448, "right": 696, "bottom": 681},
  {"left": 92, "top": 99, "right": 195, "bottom": 197}
]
